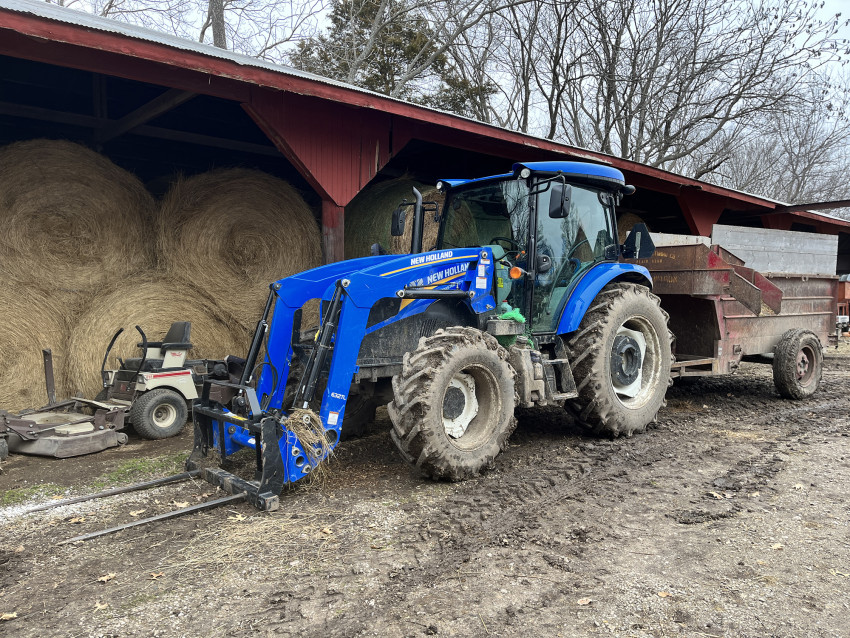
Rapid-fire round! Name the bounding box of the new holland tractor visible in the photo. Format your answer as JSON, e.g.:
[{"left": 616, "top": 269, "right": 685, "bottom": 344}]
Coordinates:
[{"left": 189, "top": 161, "right": 672, "bottom": 510}]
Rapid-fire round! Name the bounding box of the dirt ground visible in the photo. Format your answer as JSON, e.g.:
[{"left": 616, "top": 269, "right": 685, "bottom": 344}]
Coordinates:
[{"left": 1, "top": 344, "right": 849, "bottom": 637}]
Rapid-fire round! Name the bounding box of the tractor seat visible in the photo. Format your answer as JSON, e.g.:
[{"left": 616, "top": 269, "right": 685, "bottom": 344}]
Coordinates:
[{"left": 137, "top": 321, "right": 193, "bottom": 351}]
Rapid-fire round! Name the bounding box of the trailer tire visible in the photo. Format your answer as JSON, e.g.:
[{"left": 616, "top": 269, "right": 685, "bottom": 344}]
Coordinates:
[
  {"left": 130, "top": 388, "right": 188, "bottom": 439},
  {"left": 565, "top": 282, "right": 672, "bottom": 437},
  {"left": 388, "top": 327, "right": 517, "bottom": 481},
  {"left": 773, "top": 329, "right": 822, "bottom": 399}
]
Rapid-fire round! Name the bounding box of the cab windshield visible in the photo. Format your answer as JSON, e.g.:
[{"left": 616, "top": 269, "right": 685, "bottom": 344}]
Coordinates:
[{"left": 438, "top": 178, "right": 530, "bottom": 252}]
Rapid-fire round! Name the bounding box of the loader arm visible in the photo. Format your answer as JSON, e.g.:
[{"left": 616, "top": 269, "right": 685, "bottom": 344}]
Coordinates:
[{"left": 189, "top": 247, "right": 499, "bottom": 508}]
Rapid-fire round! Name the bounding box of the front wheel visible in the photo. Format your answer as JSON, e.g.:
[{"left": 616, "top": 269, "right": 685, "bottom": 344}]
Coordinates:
[
  {"left": 773, "top": 329, "right": 823, "bottom": 399},
  {"left": 565, "top": 282, "right": 672, "bottom": 437},
  {"left": 388, "top": 327, "right": 517, "bottom": 481},
  {"left": 130, "top": 388, "right": 188, "bottom": 439}
]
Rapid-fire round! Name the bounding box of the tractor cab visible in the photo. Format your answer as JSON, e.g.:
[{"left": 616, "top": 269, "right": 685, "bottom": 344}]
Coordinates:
[{"left": 433, "top": 161, "right": 643, "bottom": 334}]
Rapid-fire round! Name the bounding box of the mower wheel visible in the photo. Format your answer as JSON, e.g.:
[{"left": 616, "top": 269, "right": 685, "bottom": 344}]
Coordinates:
[
  {"left": 0, "top": 437, "right": 8, "bottom": 461},
  {"left": 773, "top": 329, "right": 823, "bottom": 399},
  {"left": 130, "top": 388, "right": 188, "bottom": 439},
  {"left": 388, "top": 327, "right": 517, "bottom": 481}
]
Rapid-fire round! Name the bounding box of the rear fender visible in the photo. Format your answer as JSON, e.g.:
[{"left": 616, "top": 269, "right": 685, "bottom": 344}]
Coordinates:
[{"left": 556, "top": 263, "right": 653, "bottom": 335}]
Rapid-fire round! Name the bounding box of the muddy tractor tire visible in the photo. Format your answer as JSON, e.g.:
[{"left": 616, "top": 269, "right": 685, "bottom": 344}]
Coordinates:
[
  {"left": 773, "top": 329, "right": 823, "bottom": 400},
  {"left": 566, "top": 282, "right": 672, "bottom": 437},
  {"left": 388, "top": 327, "right": 517, "bottom": 481},
  {"left": 130, "top": 388, "right": 188, "bottom": 439}
]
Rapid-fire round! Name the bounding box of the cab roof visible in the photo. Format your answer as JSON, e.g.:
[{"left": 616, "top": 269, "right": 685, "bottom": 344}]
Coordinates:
[{"left": 439, "top": 161, "right": 627, "bottom": 190}]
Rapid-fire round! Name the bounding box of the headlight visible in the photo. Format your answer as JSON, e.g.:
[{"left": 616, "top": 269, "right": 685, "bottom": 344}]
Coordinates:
[{"left": 519, "top": 168, "right": 531, "bottom": 179}]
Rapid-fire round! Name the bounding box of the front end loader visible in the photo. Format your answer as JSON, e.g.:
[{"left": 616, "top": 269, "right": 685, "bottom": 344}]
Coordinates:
[{"left": 189, "top": 161, "right": 672, "bottom": 510}]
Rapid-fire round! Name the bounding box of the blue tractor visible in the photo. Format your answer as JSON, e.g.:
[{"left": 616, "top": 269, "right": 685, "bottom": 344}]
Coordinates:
[{"left": 189, "top": 161, "right": 672, "bottom": 510}]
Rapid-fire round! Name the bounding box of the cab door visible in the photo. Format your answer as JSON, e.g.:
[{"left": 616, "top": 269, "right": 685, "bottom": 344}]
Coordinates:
[{"left": 530, "top": 184, "right": 616, "bottom": 333}]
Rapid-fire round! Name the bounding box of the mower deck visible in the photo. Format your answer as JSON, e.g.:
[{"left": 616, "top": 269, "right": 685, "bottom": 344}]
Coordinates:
[{"left": 1, "top": 399, "right": 129, "bottom": 458}]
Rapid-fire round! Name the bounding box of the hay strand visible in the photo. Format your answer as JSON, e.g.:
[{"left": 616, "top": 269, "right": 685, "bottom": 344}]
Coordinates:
[
  {"left": 285, "top": 408, "right": 333, "bottom": 483},
  {"left": 156, "top": 168, "right": 322, "bottom": 329},
  {"left": 66, "top": 275, "right": 250, "bottom": 399},
  {"left": 0, "top": 139, "right": 155, "bottom": 295},
  {"left": 0, "top": 280, "right": 69, "bottom": 411}
]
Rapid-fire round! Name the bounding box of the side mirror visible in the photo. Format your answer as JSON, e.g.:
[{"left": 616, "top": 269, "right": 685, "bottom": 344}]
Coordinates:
[
  {"left": 536, "top": 253, "right": 552, "bottom": 274},
  {"left": 622, "top": 223, "right": 655, "bottom": 259},
  {"left": 391, "top": 205, "right": 406, "bottom": 236},
  {"left": 548, "top": 182, "right": 572, "bottom": 218}
]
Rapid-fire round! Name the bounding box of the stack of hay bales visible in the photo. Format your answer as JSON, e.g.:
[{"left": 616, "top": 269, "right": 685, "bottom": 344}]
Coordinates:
[
  {"left": 0, "top": 140, "right": 322, "bottom": 410},
  {"left": 0, "top": 140, "right": 156, "bottom": 409},
  {"left": 344, "top": 178, "right": 444, "bottom": 258}
]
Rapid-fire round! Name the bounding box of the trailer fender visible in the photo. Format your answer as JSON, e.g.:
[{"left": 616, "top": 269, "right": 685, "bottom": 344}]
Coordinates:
[{"left": 556, "top": 263, "right": 653, "bottom": 335}]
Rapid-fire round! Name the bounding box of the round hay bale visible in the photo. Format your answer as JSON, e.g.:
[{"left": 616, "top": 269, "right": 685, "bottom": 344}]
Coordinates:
[
  {"left": 617, "top": 212, "right": 650, "bottom": 244},
  {"left": 0, "top": 281, "right": 70, "bottom": 411},
  {"left": 67, "top": 275, "right": 250, "bottom": 400},
  {"left": 344, "top": 178, "right": 431, "bottom": 258},
  {"left": 156, "top": 169, "right": 322, "bottom": 329},
  {"left": 0, "top": 139, "right": 155, "bottom": 295}
]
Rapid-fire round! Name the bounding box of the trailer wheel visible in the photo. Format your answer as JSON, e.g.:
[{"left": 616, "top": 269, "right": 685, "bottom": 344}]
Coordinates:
[
  {"left": 388, "top": 327, "right": 517, "bottom": 481},
  {"left": 130, "top": 388, "right": 188, "bottom": 439},
  {"left": 773, "top": 329, "right": 823, "bottom": 399},
  {"left": 565, "top": 282, "right": 672, "bottom": 437}
]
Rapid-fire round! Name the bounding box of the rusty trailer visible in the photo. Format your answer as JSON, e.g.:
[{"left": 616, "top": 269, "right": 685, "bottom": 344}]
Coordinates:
[{"left": 630, "top": 241, "right": 837, "bottom": 395}]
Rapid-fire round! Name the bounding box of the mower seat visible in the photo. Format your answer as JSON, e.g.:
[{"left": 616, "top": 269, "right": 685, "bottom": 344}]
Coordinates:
[
  {"left": 134, "top": 322, "right": 194, "bottom": 369},
  {"left": 137, "top": 321, "right": 193, "bottom": 351}
]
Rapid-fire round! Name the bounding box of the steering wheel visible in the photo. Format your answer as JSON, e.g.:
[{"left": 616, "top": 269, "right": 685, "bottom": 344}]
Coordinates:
[{"left": 489, "top": 236, "right": 521, "bottom": 254}]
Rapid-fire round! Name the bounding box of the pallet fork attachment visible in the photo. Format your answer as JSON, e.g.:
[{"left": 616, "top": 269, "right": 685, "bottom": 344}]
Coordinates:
[{"left": 187, "top": 282, "right": 347, "bottom": 511}]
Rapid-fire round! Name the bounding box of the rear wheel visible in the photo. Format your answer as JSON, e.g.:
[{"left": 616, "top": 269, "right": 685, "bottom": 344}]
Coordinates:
[
  {"left": 565, "top": 282, "right": 672, "bottom": 437},
  {"left": 130, "top": 388, "right": 188, "bottom": 439},
  {"left": 388, "top": 327, "right": 517, "bottom": 481},
  {"left": 773, "top": 329, "right": 823, "bottom": 399}
]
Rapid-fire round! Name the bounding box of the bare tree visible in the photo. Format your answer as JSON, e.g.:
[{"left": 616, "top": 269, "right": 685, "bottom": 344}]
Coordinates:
[
  {"left": 553, "top": 0, "right": 848, "bottom": 172},
  {"left": 707, "top": 73, "right": 850, "bottom": 215}
]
